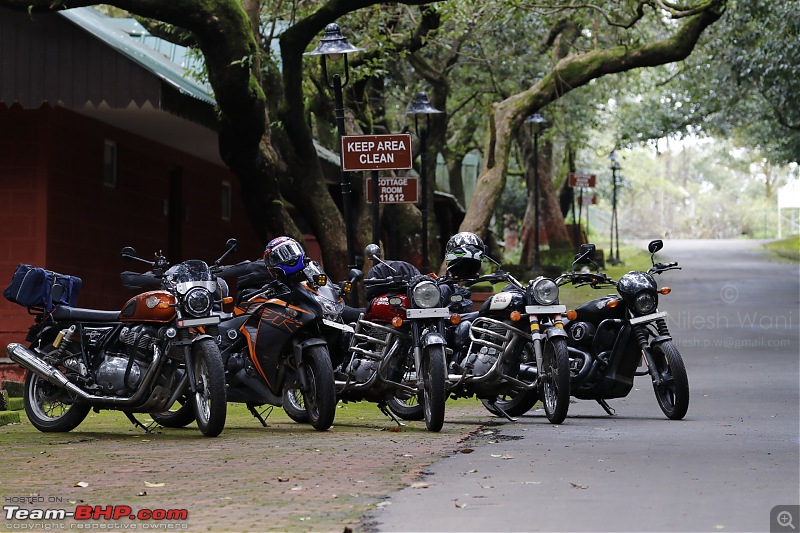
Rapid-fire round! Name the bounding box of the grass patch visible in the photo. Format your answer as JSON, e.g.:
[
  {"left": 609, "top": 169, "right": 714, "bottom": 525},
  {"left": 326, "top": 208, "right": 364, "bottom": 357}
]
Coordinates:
[
  {"left": 0, "top": 411, "right": 20, "bottom": 425},
  {"left": 763, "top": 236, "right": 800, "bottom": 262}
]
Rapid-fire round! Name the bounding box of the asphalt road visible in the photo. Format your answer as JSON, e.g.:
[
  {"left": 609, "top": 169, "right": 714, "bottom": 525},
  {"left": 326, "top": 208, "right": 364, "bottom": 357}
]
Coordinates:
[{"left": 367, "top": 239, "right": 800, "bottom": 532}]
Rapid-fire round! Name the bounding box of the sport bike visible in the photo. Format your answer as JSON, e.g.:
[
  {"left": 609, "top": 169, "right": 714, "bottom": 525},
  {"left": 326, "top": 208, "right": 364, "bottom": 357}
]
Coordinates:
[
  {"left": 4, "top": 247, "right": 228, "bottom": 437},
  {"left": 558, "top": 240, "right": 689, "bottom": 419}
]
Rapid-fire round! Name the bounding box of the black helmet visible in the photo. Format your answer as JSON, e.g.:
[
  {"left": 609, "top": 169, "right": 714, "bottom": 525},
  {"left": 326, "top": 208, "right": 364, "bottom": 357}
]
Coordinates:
[{"left": 445, "top": 232, "right": 485, "bottom": 279}]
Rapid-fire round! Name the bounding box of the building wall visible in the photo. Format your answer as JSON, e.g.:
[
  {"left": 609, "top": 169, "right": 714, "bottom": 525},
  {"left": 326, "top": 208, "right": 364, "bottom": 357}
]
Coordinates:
[{"left": 0, "top": 105, "right": 265, "bottom": 380}]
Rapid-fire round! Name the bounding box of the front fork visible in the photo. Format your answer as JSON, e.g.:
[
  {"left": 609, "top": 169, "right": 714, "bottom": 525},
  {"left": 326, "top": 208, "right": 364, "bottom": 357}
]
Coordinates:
[
  {"left": 634, "top": 317, "right": 672, "bottom": 384},
  {"left": 411, "top": 319, "right": 446, "bottom": 390},
  {"left": 529, "top": 314, "right": 566, "bottom": 382}
]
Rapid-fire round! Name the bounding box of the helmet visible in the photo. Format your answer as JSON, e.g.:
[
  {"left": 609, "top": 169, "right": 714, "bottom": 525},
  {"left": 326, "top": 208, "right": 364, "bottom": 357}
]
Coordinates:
[
  {"left": 263, "top": 236, "right": 306, "bottom": 277},
  {"left": 445, "top": 232, "right": 485, "bottom": 279}
]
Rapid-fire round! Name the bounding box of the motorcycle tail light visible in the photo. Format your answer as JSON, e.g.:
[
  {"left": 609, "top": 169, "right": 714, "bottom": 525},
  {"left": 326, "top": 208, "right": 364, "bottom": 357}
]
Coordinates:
[
  {"left": 606, "top": 299, "right": 620, "bottom": 309},
  {"left": 392, "top": 316, "right": 403, "bottom": 328},
  {"left": 510, "top": 311, "right": 521, "bottom": 322},
  {"left": 566, "top": 309, "right": 578, "bottom": 320},
  {"left": 450, "top": 314, "right": 462, "bottom": 325},
  {"left": 659, "top": 287, "right": 671, "bottom": 295}
]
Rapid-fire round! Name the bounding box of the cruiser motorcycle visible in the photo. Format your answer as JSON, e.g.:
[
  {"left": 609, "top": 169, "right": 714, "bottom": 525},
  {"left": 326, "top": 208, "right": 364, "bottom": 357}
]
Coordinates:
[
  {"left": 447, "top": 269, "right": 571, "bottom": 424},
  {"left": 4, "top": 247, "right": 228, "bottom": 437},
  {"left": 559, "top": 241, "right": 689, "bottom": 419}
]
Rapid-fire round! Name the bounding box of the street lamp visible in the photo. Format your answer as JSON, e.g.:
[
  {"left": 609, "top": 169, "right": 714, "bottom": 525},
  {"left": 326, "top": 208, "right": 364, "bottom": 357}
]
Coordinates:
[
  {"left": 609, "top": 150, "right": 621, "bottom": 264},
  {"left": 304, "top": 23, "right": 364, "bottom": 274},
  {"left": 405, "top": 91, "right": 442, "bottom": 273},
  {"left": 525, "top": 112, "right": 549, "bottom": 270}
]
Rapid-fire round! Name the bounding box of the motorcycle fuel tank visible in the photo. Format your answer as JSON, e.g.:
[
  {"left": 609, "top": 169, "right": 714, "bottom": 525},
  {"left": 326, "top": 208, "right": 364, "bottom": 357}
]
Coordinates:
[
  {"left": 364, "top": 294, "right": 408, "bottom": 322},
  {"left": 120, "top": 291, "right": 177, "bottom": 323}
]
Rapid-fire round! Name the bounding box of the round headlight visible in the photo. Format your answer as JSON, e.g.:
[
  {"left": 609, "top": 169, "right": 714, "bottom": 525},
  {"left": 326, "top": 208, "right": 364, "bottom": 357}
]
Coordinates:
[
  {"left": 412, "top": 281, "right": 441, "bottom": 309},
  {"left": 634, "top": 291, "right": 657, "bottom": 315},
  {"left": 184, "top": 287, "right": 212, "bottom": 317},
  {"left": 530, "top": 277, "right": 559, "bottom": 305}
]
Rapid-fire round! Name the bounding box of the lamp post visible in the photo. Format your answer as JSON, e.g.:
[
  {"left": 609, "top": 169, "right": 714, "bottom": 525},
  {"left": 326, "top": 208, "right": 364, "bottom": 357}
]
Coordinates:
[
  {"left": 609, "top": 150, "right": 621, "bottom": 264},
  {"left": 304, "top": 23, "right": 364, "bottom": 274},
  {"left": 405, "top": 91, "right": 442, "bottom": 273},
  {"left": 525, "top": 113, "right": 549, "bottom": 270}
]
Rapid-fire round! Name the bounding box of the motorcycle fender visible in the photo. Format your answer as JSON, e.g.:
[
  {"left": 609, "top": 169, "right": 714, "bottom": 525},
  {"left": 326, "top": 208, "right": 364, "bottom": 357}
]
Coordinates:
[
  {"left": 292, "top": 337, "right": 328, "bottom": 392},
  {"left": 545, "top": 327, "right": 568, "bottom": 340},
  {"left": 649, "top": 334, "right": 672, "bottom": 346},
  {"left": 191, "top": 334, "right": 214, "bottom": 345},
  {"left": 421, "top": 332, "right": 446, "bottom": 349}
]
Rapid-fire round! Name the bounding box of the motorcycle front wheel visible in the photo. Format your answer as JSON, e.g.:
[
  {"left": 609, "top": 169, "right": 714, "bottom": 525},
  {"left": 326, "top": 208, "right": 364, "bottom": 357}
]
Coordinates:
[
  {"left": 421, "top": 345, "right": 446, "bottom": 432},
  {"left": 23, "top": 371, "right": 90, "bottom": 432},
  {"left": 540, "top": 337, "right": 570, "bottom": 424},
  {"left": 650, "top": 341, "right": 689, "bottom": 420},
  {"left": 301, "top": 345, "right": 336, "bottom": 431},
  {"left": 190, "top": 338, "right": 227, "bottom": 437}
]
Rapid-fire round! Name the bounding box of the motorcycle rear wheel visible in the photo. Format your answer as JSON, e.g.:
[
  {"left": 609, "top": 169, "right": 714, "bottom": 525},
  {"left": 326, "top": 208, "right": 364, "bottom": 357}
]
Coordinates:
[
  {"left": 150, "top": 394, "right": 195, "bottom": 428},
  {"left": 421, "top": 345, "right": 446, "bottom": 432},
  {"left": 23, "top": 371, "right": 90, "bottom": 432},
  {"left": 301, "top": 345, "right": 336, "bottom": 431},
  {"left": 540, "top": 337, "right": 570, "bottom": 424},
  {"left": 650, "top": 341, "right": 689, "bottom": 420},
  {"left": 190, "top": 338, "right": 227, "bottom": 437},
  {"left": 480, "top": 389, "right": 539, "bottom": 418}
]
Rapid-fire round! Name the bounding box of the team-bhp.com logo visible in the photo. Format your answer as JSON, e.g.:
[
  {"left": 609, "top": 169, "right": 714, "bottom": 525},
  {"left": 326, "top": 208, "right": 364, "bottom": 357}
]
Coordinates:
[{"left": 4, "top": 504, "right": 188, "bottom": 527}]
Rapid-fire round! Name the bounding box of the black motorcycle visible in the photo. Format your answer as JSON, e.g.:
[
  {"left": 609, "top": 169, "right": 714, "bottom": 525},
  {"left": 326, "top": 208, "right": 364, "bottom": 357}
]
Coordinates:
[
  {"left": 558, "top": 240, "right": 689, "bottom": 419},
  {"left": 447, "top": 268, "right": 571, "bottom": 424}
]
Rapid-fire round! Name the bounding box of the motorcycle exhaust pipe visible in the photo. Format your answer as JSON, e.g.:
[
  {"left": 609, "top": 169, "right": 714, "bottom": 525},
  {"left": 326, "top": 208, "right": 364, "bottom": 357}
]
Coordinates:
[
  {"left": 7, "top": 342, "right": 89, "bottom": 400},
  {"left": 518, "top": 363, "right": 538, "bottom": 381}
]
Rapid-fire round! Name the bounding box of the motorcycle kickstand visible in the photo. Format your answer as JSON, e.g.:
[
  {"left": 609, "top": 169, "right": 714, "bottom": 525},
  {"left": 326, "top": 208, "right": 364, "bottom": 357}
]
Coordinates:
[
  {"left": 596, "top": 399, "right": 616, "bottom": 416},
  {"left": 488, "top": 401, "right": 517, "bottom": 422},
  {"left": 377, "top": 402, "right": 406, "bottom": 427},
  {"left": 124, "top": 412, "right": 155, "bottom": 434},
  {"left": 247, "top": 403, "right": 273, "bottom": 427}
]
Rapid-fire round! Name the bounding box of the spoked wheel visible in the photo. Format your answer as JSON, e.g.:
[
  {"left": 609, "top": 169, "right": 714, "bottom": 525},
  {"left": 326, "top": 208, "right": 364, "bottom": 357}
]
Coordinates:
[
  {"left": 23, "top": 371, "right": 90, "bottom": 432},
  {"left": 190, "top": 338, "right": 227, "bottom": 437},
  {"left": 151, "top": 393, "right": 196, "bottom": 428},
  {"left": 421, "top": 345, "right": 446, "bottom": 432},
  {"left": 539, "top": 337, "right": 570, "bottom": 424},
  {"left": 480, "top": 388, "right": 539, "bottom": 418},
  {"left": 650, "top": 341, "right": 689, "bottom": 420},
  {"left": 282, "top": 387, "right": 309, "bottom": 423},
  {"left": 386, "top": 348, "right": 423, "bottom": 421},
  {"left": 301, "top": 345, "right": 337, "bottom": 431}
]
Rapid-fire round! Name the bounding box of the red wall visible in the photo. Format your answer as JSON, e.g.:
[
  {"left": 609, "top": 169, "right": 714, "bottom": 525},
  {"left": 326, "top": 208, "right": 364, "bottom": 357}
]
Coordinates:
[{"left": 0, "top": 105, "right": 266, "bottom": 380}]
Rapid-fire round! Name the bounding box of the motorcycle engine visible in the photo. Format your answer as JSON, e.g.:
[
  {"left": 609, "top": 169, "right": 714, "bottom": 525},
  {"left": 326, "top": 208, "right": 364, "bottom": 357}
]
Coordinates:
[
  {"left": 94, "top": 325, "right": 158, "bottom": 395},
  {"left": 119, "top": 325, "right": 158, "bottom": 361},
  {"left": 344, "top": 355, "right": 379, "bottom": 383},
  {"left": 462, "top": 321, "right": 512, "bottom": 377},
  {"left": 96, "top": 355, "right": 142, "bottom": 395},
  {"left": 567, "top": 321, "right": 596, "bottom": 348}
]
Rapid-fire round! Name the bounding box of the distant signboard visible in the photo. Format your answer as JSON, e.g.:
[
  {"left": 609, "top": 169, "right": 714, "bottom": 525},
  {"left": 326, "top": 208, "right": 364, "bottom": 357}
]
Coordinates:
[
  {"left": 568, "top": 172, "right": 596, "bottom": 188},
  {"left": 365, "top": 176, "right": 419, "bottom": 204},
  {"left": 342, "top": 134, "right": 413, "bottom": 171},
  {"left": 577, "top": 194, "right": 597, "bottom": 206}
]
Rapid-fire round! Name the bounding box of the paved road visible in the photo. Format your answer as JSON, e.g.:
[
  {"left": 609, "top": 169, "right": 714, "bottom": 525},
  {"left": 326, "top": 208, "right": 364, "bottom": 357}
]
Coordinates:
[{"left": 368, "top": 240, "right": 800, "bottom": 532}]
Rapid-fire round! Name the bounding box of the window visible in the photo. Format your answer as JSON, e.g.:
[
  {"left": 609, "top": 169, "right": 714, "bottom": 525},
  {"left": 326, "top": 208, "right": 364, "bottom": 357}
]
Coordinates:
[
  {"left": 103, "top": 140, "right": 117, "bottom": 188},
  {"left": 221, "top": 181, "right": 232, "bottom": 221}
]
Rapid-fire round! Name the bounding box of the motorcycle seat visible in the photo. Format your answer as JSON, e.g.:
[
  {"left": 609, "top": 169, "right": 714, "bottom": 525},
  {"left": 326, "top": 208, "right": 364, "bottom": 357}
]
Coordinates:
[{"left": 51, "top": 306, "right": 121, "bottom": 322}]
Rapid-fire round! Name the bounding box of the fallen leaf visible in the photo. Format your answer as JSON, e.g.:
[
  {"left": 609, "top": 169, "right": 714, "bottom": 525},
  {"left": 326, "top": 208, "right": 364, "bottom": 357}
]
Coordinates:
[
  {"left": 521, "top": 481, "right": 541, "bottom": 485},
  {"left": 144, "top": 482, "right": 165, "bottom": 488},
  {"left": 570, "top": 482, "right": 588, "bottom": 489},
  {"left": 490, "top": 454, "right": 503, "bottom": 458},
  {"left": 403, "top": 454, "right": 414, "bottom": 457},
  {"left": 137, "top": 491, "right": 147, "bottom": 497},
  {"left": 277, "top": 477, "right": 290, "bottom": 482},
  {"left": 410, "top": 482, "right": 430, "bottom": 489},
  {"left": 73, "top": 482, "right": 89, "bottom": 488},
  {"left": 468, "top": 469, "right": 478, "bottom": 474},
  {"left": 384, "top": 427, "right": 402, "bottom": 432},
  {"left": 290, "top": 486, "right": 303, "bottom": 491},
  {"left": 455, "top": 502, "right": 467, "bottom": 509},
  {"left": 460, "top": 448, "right": 474, "bottom": 454}
]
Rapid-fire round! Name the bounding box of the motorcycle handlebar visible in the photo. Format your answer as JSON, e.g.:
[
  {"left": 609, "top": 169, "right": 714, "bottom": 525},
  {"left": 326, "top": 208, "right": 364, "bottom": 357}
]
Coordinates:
[
  {"left": 650, "top": 262, "right": 681, "bottom": 274},
  {"left": 120, "top": 271, "right": 162, "bottom": 290}
]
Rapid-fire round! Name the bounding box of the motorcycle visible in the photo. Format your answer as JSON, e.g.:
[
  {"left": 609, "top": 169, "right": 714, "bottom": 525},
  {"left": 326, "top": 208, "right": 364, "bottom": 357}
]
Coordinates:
[
  {"left": 558, "top": 240, "right": 689, "bottom": 419},
  {"left": 4, "top": 247, "right": 228, "bottom": 437},
  {"left": 341, "top": 244, "right": 452, "bottom": 432},
  {"left": 210, "top": 239, "right": 338, "bottom": 431},
  {"left": 447, "top": 268, "right": 571, "bottom": 424}
]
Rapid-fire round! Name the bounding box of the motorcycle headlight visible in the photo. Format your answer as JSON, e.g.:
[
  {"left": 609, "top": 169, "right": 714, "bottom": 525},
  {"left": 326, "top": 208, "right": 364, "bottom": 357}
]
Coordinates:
[
  {"left": 184, "top": 287, "right": 213, "bottom": 317},
  {"left": 528, "top": 277, "right": 559, "bottom": 305},
  {"left": 633, "top": 291, "right": 657, "bottom": 315},
  {"left": 412, "top": 281, "right": 441, "bottom": 309},
  {"left": 315, "top": 293, "right": 344, "bottom": 320}
]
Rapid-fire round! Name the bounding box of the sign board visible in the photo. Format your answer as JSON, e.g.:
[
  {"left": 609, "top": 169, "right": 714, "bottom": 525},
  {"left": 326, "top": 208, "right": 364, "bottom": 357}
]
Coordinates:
[
  {"left": 578, "top": 194, "right": 597, "bottom": 206},
  {"left": 568, "top": 172, "right": 596, "bottom": 188},
  {"left": 365, "top": 176, "right": 419, "bottom": 204},
  {"left": 342, "top": 134, "right": 413, "bottom": 171}
]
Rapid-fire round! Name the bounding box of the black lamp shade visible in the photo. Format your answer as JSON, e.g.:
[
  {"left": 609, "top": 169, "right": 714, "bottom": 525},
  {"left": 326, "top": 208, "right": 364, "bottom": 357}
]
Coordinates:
[
  {"left": 405, "top": 92, "right": 443, "bottom": 115},
  {"left": 304, "top": 23, "right": 364, "bottom": 57}
]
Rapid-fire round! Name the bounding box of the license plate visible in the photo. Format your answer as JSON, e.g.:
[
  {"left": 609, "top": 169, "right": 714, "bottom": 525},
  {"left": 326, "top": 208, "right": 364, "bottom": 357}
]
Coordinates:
[
  {"left": 525, "top": 305, "right": 567, "bottom": 315},
  {"left": 406, "top": 308, "right": 451, "bottom": 319},
  {"left": 178, "top": 316, "right": 220, "bottom": 327},
  {"left": 629, "top": 311, "right": 668, "bottom": 325},
  {"left": 323, "top": 319, "right": 355, "bottom": 333}
]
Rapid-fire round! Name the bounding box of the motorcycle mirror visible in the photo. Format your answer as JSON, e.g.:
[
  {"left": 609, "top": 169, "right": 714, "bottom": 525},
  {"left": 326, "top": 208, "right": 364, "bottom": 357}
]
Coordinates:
[
  {"left": 348, "top": 268, "right": 364, "bottom": 283},
  {"left": 120, "top": 247, "right": 137, "bottom": 260},
  {"left": 648, "top": 240, "right": 663, "bottom": 254},
  {"left": 226, "top": 238, "right": 239, "bottom": 252},
  {"left": 364, "top": 244, "right": 381, "bottom": 260}
]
